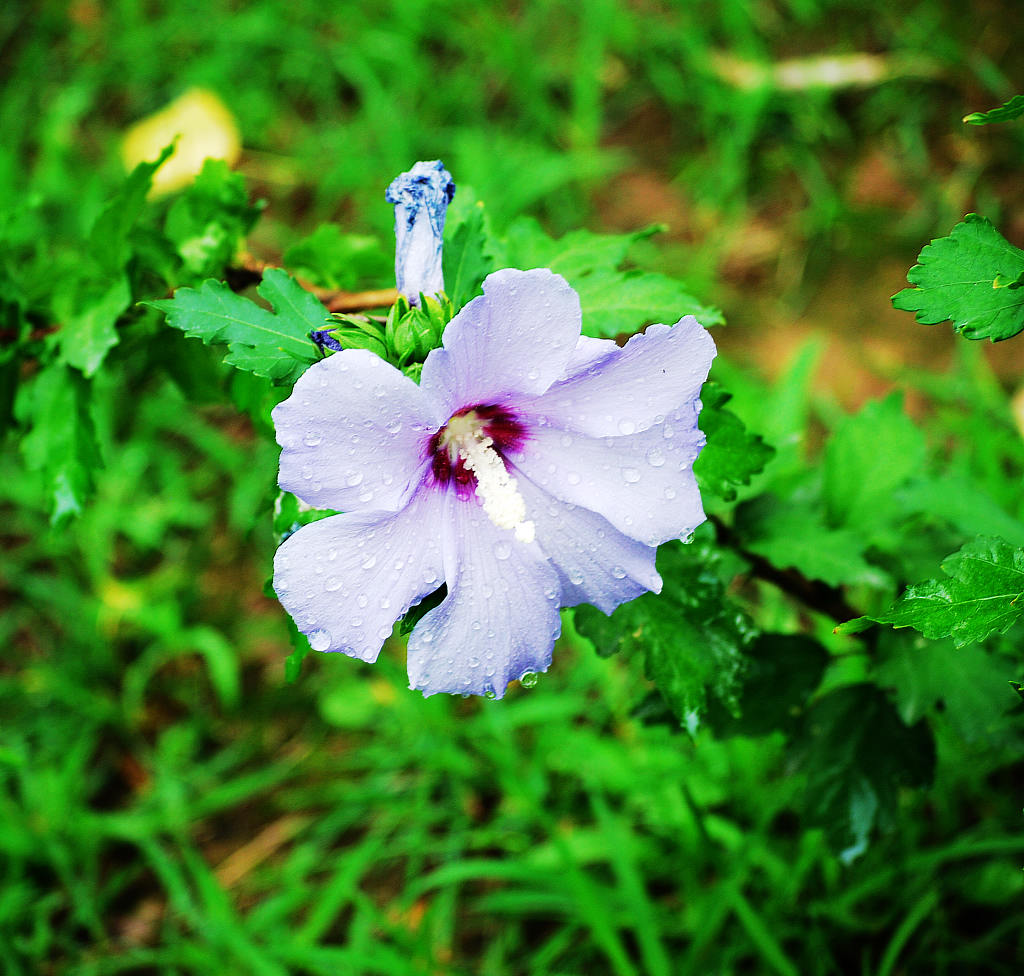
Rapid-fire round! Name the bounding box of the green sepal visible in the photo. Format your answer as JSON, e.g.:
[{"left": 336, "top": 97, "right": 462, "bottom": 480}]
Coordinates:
[
  {"left": 385, "top": 292, "right": 453, "bottom": 364},
  {"left": 963, "top": 94, "right": 1024, "bottom": 125}
]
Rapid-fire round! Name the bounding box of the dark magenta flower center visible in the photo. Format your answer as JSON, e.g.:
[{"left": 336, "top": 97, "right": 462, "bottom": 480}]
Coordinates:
[{"left": 428, "top": 404, "right": 528, "bottom": 494}]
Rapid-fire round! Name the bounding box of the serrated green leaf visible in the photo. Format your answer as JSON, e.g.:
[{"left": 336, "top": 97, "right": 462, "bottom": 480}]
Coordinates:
[
  {"left": 893, "top": 214, "right": 1024, "bottom": 341},
  {"left": 963, "top": 94, "right": 1024, "bottom": 125},
  {"left": 735, "top": 494, "right": 888, "bottom": 588},
  {"left": 838, "top": 536, "right": 1024, "bottom": 647},
  {"left": 56, "top": 274, "right": 131, "bottom": 377},
  {"left": 443, "top": 196, "right": 495, "bottom": 311},
  {"left": 823, "top": 392, "right": 926, "bottom": 529},
  {"left": 283, "top": 225, "right": 389, "bottom": 291},
  {"left": 93, "top": 143, "right": 175, "bottom": 274},
  {"left": 165, "top": 158, "right": 262, "bottom": 280},
  {"left": 575, "top": 534, "right": 755, "bottom": 726},
  {"left": 704, "top": 633, "right": 829, "bottom": 737},
  {"left": 151, "top": 268, "right": 324, "bottom": 384},
  {"left": 693, "top": 384, "right": 774, "bottom": 501},
  {"left": 15, "top": 363, "right": 101, "bottom": 525},
  {"left": 575, "top": 270, "right": 723, "bottom": 338},
  {"left": 500, "top": 217, "right": 723, "bottom": 337},
  {"left": 795, "top": 683, "right": 935, "bottom": 860},
  {"left": 877, "top": 636, "right": 1017, "bottom": 742}
]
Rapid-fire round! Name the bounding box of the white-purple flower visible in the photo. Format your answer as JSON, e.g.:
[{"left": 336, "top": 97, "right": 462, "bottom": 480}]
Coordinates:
[
  {"left": 272, "top": 268, "right": 715, "bottom": 698},
  {"left": 385, "top": 160, "right": 455, "bottom": 304}
]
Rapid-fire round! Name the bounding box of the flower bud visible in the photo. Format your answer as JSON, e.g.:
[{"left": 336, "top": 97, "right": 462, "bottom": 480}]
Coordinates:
[{"left": 385, "top": 160, "right": 455, "bottom": 305}]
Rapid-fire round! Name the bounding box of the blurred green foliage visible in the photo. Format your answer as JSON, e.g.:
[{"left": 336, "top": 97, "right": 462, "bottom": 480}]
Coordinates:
[{"left": 3, "top": 0, "right": 1024, "bottom": 974}]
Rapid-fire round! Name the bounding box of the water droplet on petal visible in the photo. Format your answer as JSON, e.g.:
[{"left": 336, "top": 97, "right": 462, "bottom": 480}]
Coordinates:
[
  {"left": 493, "top": 541, "right": 511, "bottom": 560},
  {"left": 361, "top": 555, "right": 377, "bottom": 570},
  {"left": 611, "top": 566, "right": 627, "bottom": 579},
  {"left": 301, "top": 465, "right": 313, "bottom": 480},
  {"left": 325, "top": 577, "right": 343, "bottom": 592},
  {"left": 568, "top": 570, "right": 584, "bottom": 585},
  {"left": 617, "top": 419, "right": 636, "bottom": 435},
  {"left": 520, "top": 671, "right": 538, "bottom": 688},
  {"left": 646, "top": 447, "right": 665, "bottom": 467},
  {"left": 468, "top": 656, "right": 480, "bottom": 668},
  {"left": 567, "top": 472, "right": 582, "bottom": 486},
  {"left": 308, "top": 629, "right": 331, "bottom": 652},
  {"left": 356, "top": 594, "right": 368, "bottom": 608},
  {"left": 664, "top": 486, "right": 677, "bottom": 500},
  {"left": 622, "top": 468, "right": 641, "bottom": 484},
  {"left": 303, "top": 431, "right": 323, "bottom": 447},
  {"left": 380, "top": 596, "right": 391, "bottom": 609},
  {"left": 560, "top": 433, "right": 573, "bottom": 447},
  {"left": 385, "top": 419, "right": 403, "bottom": 434},
  {"left": 346, "top": 471, "right": 364, "bottom": 487}
]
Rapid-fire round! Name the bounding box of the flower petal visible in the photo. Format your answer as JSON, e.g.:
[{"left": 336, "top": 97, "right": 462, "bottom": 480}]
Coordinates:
[
  {"left": 512, "top": 405, "right": 707, "bottom": 547},
  {"left": 420, "top": 268, "right": 581, "bottom": 408},
  {"left": 274, "top": 349, "right": 444, "bottom": 511},
  {"left": 274, "top": 485, "right": 446, "bottom": 662},
  {"left": 527, "top": 316, "right": 716, "bottom": 438},
  {"left": 516, "top": 472, "right": 662, "bottom": 613},
  {"left": 407, "top": 494, "right": 562, "bottom": 698}
]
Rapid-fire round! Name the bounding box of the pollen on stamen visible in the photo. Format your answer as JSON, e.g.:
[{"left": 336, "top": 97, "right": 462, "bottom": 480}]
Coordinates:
[{"left": 435, "top": 410, "right": 534, "bottom": 544}]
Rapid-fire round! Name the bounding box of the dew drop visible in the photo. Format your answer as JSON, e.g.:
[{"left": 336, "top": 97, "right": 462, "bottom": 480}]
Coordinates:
[
  {"left": 325, "top": 577, "right": 343, "bottom": 592},
  {"left": 377, "top": 625, "right": 393, "bottom": 640},
  {"left": 351, "top": 617, "right": 363, "bottom": 627},
  {"left": 493, "top": 540, "right": 512, "bottom": 560},
  {"left": 646, "top": 447, "right": 665, "bottom": 467},
  {"left": 568, "top": 570, "right": 585, "bottom": 585},
  {"left": 617, "top": 419, "right": 636, "bottom": 435},
  {"left": 664, "top": 486, "right": 677, "bottom": 500},
  {"left": 611, "top": 566, "right": 627, "bottom": 580},
  {"left": 559, "top": 433, "right": 573, "bottom": 447},
  {"left": 380, "top": 596, "right": 391, "bottom": 609},
  {"left": 520, "top": 671, "right": 538, "bottom": 688},
  {"left": 662, "top": 424, "right": 675, "bottom": 439},
  {"left": 566, "top": 472, "right": 582, "bottom": 486},
  {"left": 485, "top": 690, "right": 497, "bottom": 701},
  {"left": 468, "top": 656, "right": 480, "bottom": 668},
  {"left": 308, "top": 628, "right": 331, "bottom": 652},
  {"left": 356, "top": 594, "right": 369, "bottom": 608},
  {"left": 622, "top": 467, "right": 641, "bottom": 484},
  {"left": 303, "top": 431, "right": 323, "bottom": 447},
  {"left": 346, "top": 471, "right": 364, "bottom": 488},
  {"left": 384, "top": 418, "right": 403, "bottom": 434},
  {"left": 361, "top": 555, "right": 377, "bottom": 570},
  {"left": 301, "top": 464, "right": 313, "bottom": 480}
]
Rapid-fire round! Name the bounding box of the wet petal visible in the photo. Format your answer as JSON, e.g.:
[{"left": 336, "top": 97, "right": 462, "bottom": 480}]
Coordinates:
[
  {"left": 273, "top": 486, "right": 446, "bottom": 662},
  {"left": 516, "top": 472, "right": 662, "bottom": 613},
  {"left": 421, "top": 268, "right": 581, "bottom": 408},
  {"left": 274, "top": 349, "right": 444, "bottom": 511},
  {"left": 512, "top": 405, "right": 707, "bottom": 547},
  {"left": 407, "top": 494, "right": 562, "bottom": 698},
  {"left": 528, "top": 316, "right": 716, "bottom": 438}
]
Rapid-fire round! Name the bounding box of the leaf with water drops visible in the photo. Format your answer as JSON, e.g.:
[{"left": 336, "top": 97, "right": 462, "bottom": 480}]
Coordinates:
[
  {"left": 575, "top": 529, "right": 755, "bottom": 727},
  {"left": 838, "top": 535, "right": 1024, "bottom": 647},
  {"left": 694, "top": 384, "right": 774, "bottom": 502}
]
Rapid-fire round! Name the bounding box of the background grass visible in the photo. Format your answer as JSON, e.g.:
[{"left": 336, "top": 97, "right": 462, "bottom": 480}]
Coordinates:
[{"left": 3, "top": 0, "right": 1024, "bottom": 973}]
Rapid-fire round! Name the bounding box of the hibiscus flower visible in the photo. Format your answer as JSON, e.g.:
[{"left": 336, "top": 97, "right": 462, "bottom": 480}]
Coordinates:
[{"left": 272, "top": 267, "right": 715, "bottom": 697}]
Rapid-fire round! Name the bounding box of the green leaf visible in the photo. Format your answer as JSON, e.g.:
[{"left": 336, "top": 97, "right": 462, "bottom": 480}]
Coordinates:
[
  {"left": 165, "top": 158, "right": 262, "bottom": 280},
  {"left": 283, "top": 224, "right": 390, "bottom": 291},
  {"left": 704, "top": 633, "right": 829, "bottom": 737},
  {"left": 55, "top": 274, "right": 132, "bottom": 377},
  {"left": 735, "top": 495, "right": 888, "bottom": 588},
  {"left": 822, "top": 392, "right": 926, "bottom": 529},
  {"left": 838, "top": 536, "right": 1024, "bottom": 647},
  {"left": 796, "top": 684, "right": 935, "bottom": 861},
  {"left": 15, "top": 363, "right": 101, "bottom": 525},
  {"left": 575, "top": 533, "right": 755, "bottom": 727},
  {"left": 151, "top": 268, "right": 325, "bottom": 384},
  {"left": 877, "top": 636, "right": 1018, "bottom": 742},
  {"left": 443, "top": 194, "right": 495, "bottom": 311},
  {"left": 92, "top": 143, "right": 175, "bottom": 274},
  {"left": 892, "top": 214, "right": 1024, "bottom": 341},
  {"left": 500, "top": 217, "right": 723, "bottom": 337},
  {"left": 272, "top": 490, "right": 336, "bottom": 545},
  {"left": 963, "top": 94, "right": 1024, "bottom": 125},
  {"left": 694, "top": 384, "right": 774, "bottom": 501}
]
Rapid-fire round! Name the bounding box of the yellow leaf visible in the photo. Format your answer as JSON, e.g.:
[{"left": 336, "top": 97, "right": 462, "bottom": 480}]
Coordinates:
[{"left": 120, "top": 87, "right": 241, "bottom": 195}]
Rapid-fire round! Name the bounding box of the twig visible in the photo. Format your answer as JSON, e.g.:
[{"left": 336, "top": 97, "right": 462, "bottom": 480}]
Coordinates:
[
  {"left": 231, "top": 254, "right": 397, "bottom": 312},
  {"left": 710, "top": 514, "right": 863, "bottom": 625}
]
